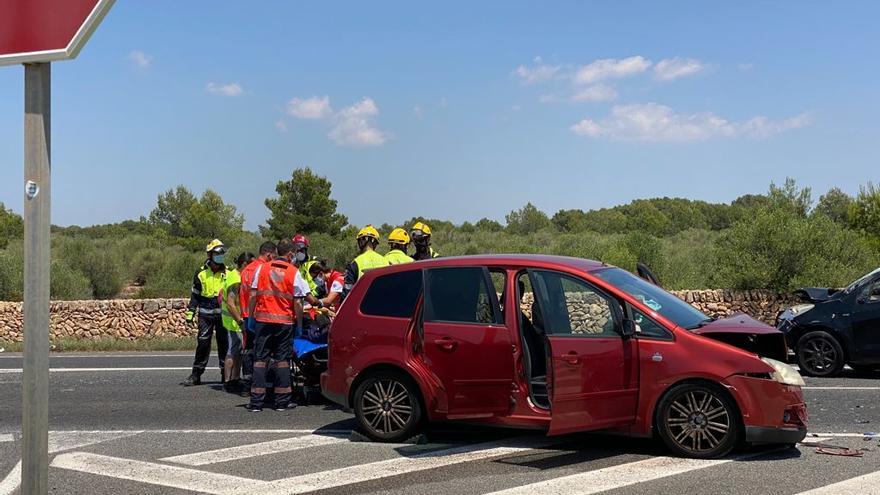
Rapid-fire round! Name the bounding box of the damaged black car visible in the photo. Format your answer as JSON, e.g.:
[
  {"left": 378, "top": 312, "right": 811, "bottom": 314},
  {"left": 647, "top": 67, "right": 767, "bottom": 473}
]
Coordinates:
[{"left": 777, "top": 268, "right": 880, "bottom": 377}]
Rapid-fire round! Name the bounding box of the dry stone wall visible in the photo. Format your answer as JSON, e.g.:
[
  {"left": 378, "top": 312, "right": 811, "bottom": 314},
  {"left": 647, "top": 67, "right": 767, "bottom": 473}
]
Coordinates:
[{"left": 0, "top": 290, "right": 799, "bottom": 343}]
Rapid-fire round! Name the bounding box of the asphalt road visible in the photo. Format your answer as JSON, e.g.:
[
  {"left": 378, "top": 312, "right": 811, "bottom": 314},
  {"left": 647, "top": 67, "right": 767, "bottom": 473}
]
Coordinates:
[{"left": 0, "top": 352, "right": 879, "bottom": 494}]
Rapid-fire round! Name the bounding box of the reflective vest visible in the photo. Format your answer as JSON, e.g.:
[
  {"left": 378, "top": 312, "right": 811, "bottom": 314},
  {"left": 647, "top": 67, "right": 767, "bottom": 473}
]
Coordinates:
[
  {"left": 300, "top": 259, "right": 318, "bottom": 293},
  {"left": 355, "top": 249, "right": 390, "bottom": 279},
  {"left": 239, "top": 258, "right": 266, "bottom": 318},
  {"left": 253, "top": 260, "right": 299, "bottom": 324},
  {"left": 219, "top": 269, "right": 242, "bottom": 332},
  {"left": 191, "top": 264, "right": 227, "bottom": 317},
  {"left": 385, "top": 249, "right": 414, "bottom": 265}
]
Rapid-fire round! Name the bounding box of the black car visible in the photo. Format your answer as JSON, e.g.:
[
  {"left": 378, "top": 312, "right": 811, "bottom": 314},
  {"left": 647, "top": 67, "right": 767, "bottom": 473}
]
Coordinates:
[{"left": 777, "top": 268, "right": 880, "bottom": 377}]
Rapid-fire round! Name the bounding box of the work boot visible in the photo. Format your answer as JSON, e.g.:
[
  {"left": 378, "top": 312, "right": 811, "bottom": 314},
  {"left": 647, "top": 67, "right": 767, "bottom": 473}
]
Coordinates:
[
  {"left": 274, "top": 402, "right": 297, "bottom": 411},
  {"left": 223, "top": 380, "right": 242, "bottom": 394},
  {"left": 180, "top": 374, "right": 201, "bottom": 386}
]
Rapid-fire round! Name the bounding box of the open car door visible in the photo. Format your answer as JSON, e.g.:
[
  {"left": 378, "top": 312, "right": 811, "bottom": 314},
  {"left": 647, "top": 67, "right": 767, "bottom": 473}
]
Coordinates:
[{"left": 527, "top": 269, "right": 639, "bottom": 435}]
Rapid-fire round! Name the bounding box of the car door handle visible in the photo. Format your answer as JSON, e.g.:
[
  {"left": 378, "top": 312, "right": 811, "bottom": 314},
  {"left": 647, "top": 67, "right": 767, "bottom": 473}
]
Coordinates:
[
  {"left": 433, "top": 337, "right": 458, "bottom": 352},
  {"left": 563, "top": 351, "right": 579, "bottom": 365}
]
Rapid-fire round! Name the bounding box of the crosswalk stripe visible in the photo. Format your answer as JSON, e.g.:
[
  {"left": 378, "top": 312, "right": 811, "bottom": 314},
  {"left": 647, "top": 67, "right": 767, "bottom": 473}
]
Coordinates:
[
  {"left": 0, "top": 462, "right": 21, "bottom": 495},
  {"left": 485, "top": 456, "right": 730, "bottom": 495},
  {"left": 160, "top": 434, "right": 348, "bottom": 466},
  {"left": 484, "top": 447, "right": 786, "bottom": 495},
  {"left": 242, "top": 437, "right": 562, "bottom": 495},
  {"left": 51, "top": 452, "right": 261, "bottom": 495},
  {"left": 0, "top": 434, "right": 13, "bottom": 443},
  {"left": 795, "top": 470, "right": 880, "bottom": 495}
]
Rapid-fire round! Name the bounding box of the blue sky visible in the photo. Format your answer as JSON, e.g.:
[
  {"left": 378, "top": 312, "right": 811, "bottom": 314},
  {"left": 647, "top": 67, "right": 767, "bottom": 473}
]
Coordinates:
[{"left": 1, "top": 1, "right": 878, "bottom": 230}]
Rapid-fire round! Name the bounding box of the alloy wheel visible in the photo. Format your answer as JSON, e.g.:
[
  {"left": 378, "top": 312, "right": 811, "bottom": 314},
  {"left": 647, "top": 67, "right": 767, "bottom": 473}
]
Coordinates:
[
  {"left": 358, "top": 378, "right": 414, "bottom": 436},
  {"left": 800, "top": 337, "right": 838, "bottom": 374},
  {"left": 665, "top": 389, "right": 731, "bottom": 454}
]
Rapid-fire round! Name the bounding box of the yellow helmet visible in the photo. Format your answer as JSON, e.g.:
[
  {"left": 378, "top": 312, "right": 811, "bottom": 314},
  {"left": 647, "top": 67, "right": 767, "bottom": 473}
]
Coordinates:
[
  {"left": 388, "top": 228, "right": 410, "bottom": 245},
  {"left": 205, "top": 239, "right": 226, "bottom": 253},
  {"left": 410, "top": 222, "right": 432, "bottom": 242},
  {"left": 356, "top": 225, "right": 380, "bottom": 241}
]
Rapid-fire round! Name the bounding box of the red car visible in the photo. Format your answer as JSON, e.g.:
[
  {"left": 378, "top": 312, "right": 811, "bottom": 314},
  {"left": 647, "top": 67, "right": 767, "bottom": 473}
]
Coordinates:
[{"left": 321, "top": 255, "right": 807, "bottom": 458}]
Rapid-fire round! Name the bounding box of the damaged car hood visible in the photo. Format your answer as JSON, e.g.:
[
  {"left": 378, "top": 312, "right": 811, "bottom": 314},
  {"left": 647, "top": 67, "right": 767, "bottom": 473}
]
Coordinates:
[
  {"left": 692, "top": 314, "right": 787, "bottom": 361},
  {"left": 793, "top": 287, "right": 840, "bottom": 303}
]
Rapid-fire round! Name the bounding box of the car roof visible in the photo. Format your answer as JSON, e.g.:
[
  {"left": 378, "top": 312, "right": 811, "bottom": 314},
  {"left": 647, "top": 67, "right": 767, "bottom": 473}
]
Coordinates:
[{"left": 368, "top": 254, "right": 609, "bottom": 275}]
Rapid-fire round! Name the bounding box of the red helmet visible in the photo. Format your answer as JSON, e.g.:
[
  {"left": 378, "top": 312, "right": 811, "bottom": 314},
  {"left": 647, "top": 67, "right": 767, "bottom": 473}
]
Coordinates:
[{"left": 292, "top": 234, "right": 310, "bottom": 249}]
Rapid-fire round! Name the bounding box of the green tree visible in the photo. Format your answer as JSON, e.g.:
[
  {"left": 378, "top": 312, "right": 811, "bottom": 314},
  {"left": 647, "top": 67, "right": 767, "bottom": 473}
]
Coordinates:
[
  {"left": 849, "top": 182, "right": 880, "bottom": 238},
  {"left": 261, "top": 168, "right": 348, "bottom": 239},
  {"left": 815, "top": 187, "right": 853, "bottom": 225},
  {"left": 0, "top": 203, "right": 23, "bottom": 248},
  {"left": 767, "top": 177, "right": 812, "bottom": 217},
  {"left": 505, "top": 202, "right": 551, "bottom": 235},
  {"left": 180, "top": 190, "right": 245, "bottom": 241},
  {"left": 149, "top": 186, "right": 197, "bottom": 237},
  {"left": 474, "top": 217, "right": 503, "bottom": 232}
]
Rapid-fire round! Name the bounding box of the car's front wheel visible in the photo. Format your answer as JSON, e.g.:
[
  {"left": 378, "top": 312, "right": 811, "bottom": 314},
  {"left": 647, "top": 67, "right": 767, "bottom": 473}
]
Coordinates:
[
  {"left": 353, "top": 371, "right": 423, "bottom": 442},
  {"left": 656, "top": 382, "right": 741, "bottom": 459},
  {"left": 796, "top": 331, "right": 845, "bottom": 377}
]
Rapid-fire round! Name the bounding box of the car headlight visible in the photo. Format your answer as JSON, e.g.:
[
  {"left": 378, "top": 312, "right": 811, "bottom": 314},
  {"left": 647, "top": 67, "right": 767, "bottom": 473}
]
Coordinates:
[
  {"left": 788, "top": 304, "right": 814, "bottom": 317},
  {"left": 761, "top": 357, "right": 806, "bottom": 387}
]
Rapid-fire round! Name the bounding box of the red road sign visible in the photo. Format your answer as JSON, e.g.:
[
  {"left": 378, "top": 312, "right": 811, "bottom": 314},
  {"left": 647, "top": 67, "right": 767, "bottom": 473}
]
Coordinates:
[{"left": 0, "top": 0, "right": 115, "bottom": 66}]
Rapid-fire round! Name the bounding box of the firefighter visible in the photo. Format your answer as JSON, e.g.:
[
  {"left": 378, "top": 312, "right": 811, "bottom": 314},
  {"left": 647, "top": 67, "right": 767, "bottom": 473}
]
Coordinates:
[
  {"left": 343, "top": 225, "right": 389, "bottom": 297},
  {"left": 384, "top": 228, "right": 414, "bottom": 265},
  {"left": 410, "top": 221, "right": 439, "bottom": 260},
  {"left": 245, "top": 239, "right": 309, "bottom": 411},
  {"left": 181, "top": 239, "right": 230, "bottom": 386}
]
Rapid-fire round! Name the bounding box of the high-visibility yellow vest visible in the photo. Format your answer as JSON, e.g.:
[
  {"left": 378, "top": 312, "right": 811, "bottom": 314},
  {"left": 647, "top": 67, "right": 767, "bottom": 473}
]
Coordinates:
[
  {"left": 193, "top": 265, "right": 227, "bottom": 316},
  {"left": 355, "top": 250, "right": 390, "bottom": 279},
  {"left": 300, "top": 259, "right": 318, "bottom": 292},
  {"left": 220, "top": 269, "right": 242, "bottom": 332},
  {"left": 384, "top": 249, "right": 414, "bottom": 265}
]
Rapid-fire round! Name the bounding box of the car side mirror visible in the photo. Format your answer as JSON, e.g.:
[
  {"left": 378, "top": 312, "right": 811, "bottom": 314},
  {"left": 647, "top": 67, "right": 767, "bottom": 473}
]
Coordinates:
[{"left": 620, "top": 319, "right": 637, "bottom": 338}]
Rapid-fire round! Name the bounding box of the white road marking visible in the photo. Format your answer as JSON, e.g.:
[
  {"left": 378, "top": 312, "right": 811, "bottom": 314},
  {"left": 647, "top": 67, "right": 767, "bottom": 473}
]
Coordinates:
[
  {"left": 0, "top": 431, "right": 141, "bottom": 495},
  {"left": 0, "top": 367, "right": 192, "bottom": 373},
  {"left": 796, "top": 470, "right": 880, "bottom": 495},
  {"left": 0, "top": 434, "right": 13, "bottom": 443},
  {"left": 483, "top": 447, "right": 784, "bottom": 495},
  {"left": 44, "top": 429, "right": 349, "bottom": 435},
  {"left": 52, "top": 452, "right": 260, "bottom": 495},
  {"left": 0, "top": 353, "right": 192, "bottom": 359},
  {"left": 807, "top": 433, "right": 878, "bottom": 438},
  {"left": 0, "top": 461, "right": 20, "bottom": 495},
  {"left": 248, "top": 437, "right": 561, "bottom": 495},
  {"left": 803, "top": 386, "right": 880, "bottom": 390},
  {"left": 485, "top": 456, "right": 729, "bottom": 495},
  {"left": 161, "top": 434, "right": 348, "bottom": 466}
]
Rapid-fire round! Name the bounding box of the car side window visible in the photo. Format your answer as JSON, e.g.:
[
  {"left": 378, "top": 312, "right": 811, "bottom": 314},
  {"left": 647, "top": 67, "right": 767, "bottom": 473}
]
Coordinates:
[
  {"left": 425, "top": 267, "right": 500, "bottom": 324},
  {"left": 861, "top": 279, "right": 880, "bottom": 303},
  {"left": 489, "top": 269, "right": 508, "bottom": 322},
  {"left": 630, "top": 306, "right": 672, "bottom": 340},
  {"left": 360, "top": 270, "right": 422, "bottom": 318},
  {"left": 530, "top": 270, "right": 620, "bottom": 337}
]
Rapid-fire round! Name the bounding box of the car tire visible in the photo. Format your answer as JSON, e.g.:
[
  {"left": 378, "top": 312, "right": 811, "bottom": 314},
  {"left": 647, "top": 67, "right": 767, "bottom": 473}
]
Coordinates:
[
  {"left": 353, "top": 371, "right": 423, "bottom": 442},
  {"left": 656, "top": 382, "right": 742, "bottom": 459},
  {"left": 796, "top": 331, "right": 845, "bottom": 377}
]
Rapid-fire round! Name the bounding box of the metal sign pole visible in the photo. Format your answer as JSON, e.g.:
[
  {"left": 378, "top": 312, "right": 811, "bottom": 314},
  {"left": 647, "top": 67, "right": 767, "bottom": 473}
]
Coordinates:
[{"left": 22, "top": 61, "right": 50, "bottom": 495}]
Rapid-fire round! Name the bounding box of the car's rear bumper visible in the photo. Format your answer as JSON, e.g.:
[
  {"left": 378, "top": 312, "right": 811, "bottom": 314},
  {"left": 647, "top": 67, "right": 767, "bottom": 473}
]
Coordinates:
[
  {"left": 745, "top": 425, "right": 807, "bottom": 445},
  {"left": 320, "top": 372, "right": 348, "bottom": 408}
]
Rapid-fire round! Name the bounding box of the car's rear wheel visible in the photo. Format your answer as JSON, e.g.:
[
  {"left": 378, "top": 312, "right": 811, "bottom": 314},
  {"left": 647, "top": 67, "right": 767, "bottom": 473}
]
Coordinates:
[
  {"left": 353, "top": 371, "right": 423, "bottom": 442},
  {"left": 656, "top": 382, "right": 741, "bottom": 459},
  {"left": 796, "top": 331, "right": 845, "bottom": 377}
]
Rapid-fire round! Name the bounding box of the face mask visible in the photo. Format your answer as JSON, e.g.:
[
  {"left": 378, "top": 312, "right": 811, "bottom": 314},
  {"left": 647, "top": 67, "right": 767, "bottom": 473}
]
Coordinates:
[
  {"left": 212, "top": 254, "right": 225, "bottom": 265},
  {"left": 295, "top": 251, "right": 307, "bottom": 263}
]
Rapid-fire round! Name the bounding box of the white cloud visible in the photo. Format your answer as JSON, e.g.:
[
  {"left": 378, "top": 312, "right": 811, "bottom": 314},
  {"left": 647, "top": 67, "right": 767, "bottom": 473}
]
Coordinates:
[
  {"left": 275, "top": 120, "right": 287, "bottom": 132},
  {"left": 653, "top": 57, "right": 705, "bottom": 81},
  {"left": 571, "top": 84, "right": 617, "bottom": 102},
  {"left": 206, "top": 82, "right": 243, "bottom": 96},
  {"left": 570, "top": 103, "right": 810, "bottom": 142},
  {"left": 738, "top": 63, "right": 754, "bottom": 71},
  {"left": 286, "top": 96, "right": 333, "bottom": 120},
  {"left": 128, "top": 50, "right": 152, "bottom": 69},
  {"left": 538, "top": 93, "right": 559, "bottom": 103},
  {"left": 574, "top": 56, "right": 651, "bottom": 85},
  {"left": 413, "top": 105, "right": 423, "bottom": 118},
  {"left": 439, "top": 97, "right": 448, "bottom": 108},
  {"left": 513, "top": 57, "right": 562, "bottom": 84},
  {"left": 328, "top": 98, "right": 389, "bottom": 147}
]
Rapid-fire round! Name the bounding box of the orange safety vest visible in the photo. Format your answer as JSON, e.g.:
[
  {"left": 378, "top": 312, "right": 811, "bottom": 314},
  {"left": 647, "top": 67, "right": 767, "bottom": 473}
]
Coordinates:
[
  {"left": 253, "top": 260, "right": 299, "bottom": 324},
  {"left": 239, "top": 258, "right": 266, "bottom": 318}
]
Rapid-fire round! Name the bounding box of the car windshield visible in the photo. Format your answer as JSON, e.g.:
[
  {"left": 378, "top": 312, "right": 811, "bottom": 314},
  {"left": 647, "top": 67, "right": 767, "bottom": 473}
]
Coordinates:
[
  {"left": 592, "top": 267, "right": 711, "bottom": 330},
  {"left": 843, "top": 267, "right": 880, "bottom": 294}
]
